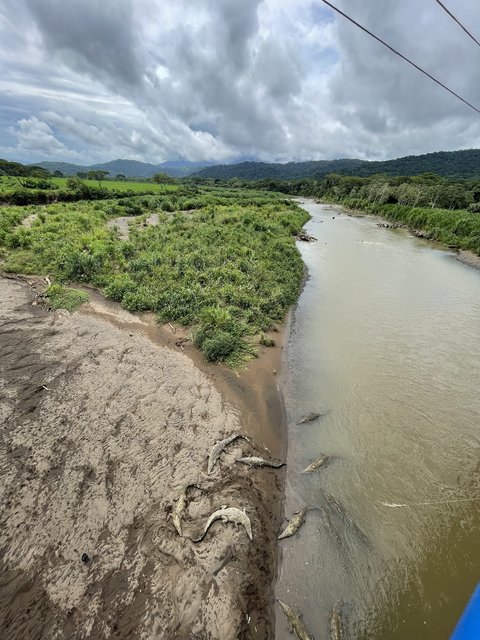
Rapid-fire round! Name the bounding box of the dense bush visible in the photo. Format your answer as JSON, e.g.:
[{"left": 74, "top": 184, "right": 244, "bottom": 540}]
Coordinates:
[
  {"left": 197, "top": 331, "right": 241, "bottom": 362},
  {"left": 20, "top": 178, "right": 54, "bottom": 190},
  {"left": 0, "top": 180, "right": 157, "bottom": 205},
  {"left": 259, "top": 334, "right": 275, "bottom": 347}
]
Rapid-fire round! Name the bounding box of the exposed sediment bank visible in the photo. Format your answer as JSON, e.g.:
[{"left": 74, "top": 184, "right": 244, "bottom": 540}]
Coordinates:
[{"left": 0, "top": 276, "right": 287, "bottom": 640}]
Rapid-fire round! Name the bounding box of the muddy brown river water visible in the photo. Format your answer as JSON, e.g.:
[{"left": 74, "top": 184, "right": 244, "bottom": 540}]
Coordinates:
[{"left": 275, "top": 200, "right": 480, "bottom": 639}]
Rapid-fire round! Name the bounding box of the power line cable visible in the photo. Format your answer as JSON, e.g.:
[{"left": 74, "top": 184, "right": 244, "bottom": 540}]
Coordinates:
[
  {"left": 318, "top": 0, "right": 480, "bottom": 116},
  {"left": 434, "top": 0, "right": 480, "bottom": 48}
]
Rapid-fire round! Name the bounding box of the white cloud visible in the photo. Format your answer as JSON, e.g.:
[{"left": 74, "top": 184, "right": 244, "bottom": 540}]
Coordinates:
[
  {"left": 1, "top": 0, "right": 480, "bottom": 164},
  {"left": 1, "top": 116, "right": 81, "bottom": 161}
]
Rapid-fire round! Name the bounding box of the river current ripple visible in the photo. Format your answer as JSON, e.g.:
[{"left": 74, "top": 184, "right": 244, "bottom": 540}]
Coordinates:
[{"left": 276, "top": 200, "right": 480, "bottom": 639}]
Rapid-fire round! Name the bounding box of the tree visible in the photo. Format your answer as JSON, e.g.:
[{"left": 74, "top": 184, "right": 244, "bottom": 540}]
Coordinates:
[
  {"left": 115, "top": 173, "right": 126, "bottom": 181},
  {"left": 53, "top": 170, "right": 64, "bottom": 177},
  {"left": 434, "top": 184, "right": 472, "bottom": 210},
  {"left": 0, "top": 159, "right": 26, "bottom": 176},
  {"left": 87, "top": 170, "right": 109, "bottom": 184},
  {"left": 152, "top": 172, "right": 173, "bottom": 184},
  {"left": 27, "top": 166, "right": 51, "bottom": 178},
  {"left": 66, "top": 177, "right": 84, "bottom": 190}
]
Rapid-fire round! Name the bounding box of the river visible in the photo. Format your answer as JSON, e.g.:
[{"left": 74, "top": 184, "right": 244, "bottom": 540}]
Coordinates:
[{"left": 275, "top": 200, "right": 480, "bottom": 639}]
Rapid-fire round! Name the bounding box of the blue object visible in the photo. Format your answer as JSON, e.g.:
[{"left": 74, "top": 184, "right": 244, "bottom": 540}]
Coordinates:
[{"left": 451, "top": 584, "right": 480, "bottom": 640}]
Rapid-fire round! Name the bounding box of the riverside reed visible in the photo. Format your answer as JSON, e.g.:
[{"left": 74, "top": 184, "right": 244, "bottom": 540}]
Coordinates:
[
  {"left": 337, "top": 199, "right": 480, "bottom": 255},
  {"left": 0, "top": 186, "right": 309, "bottom": 365}
]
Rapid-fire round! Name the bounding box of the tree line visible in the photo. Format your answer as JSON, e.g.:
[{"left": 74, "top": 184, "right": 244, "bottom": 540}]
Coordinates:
[{"left": 201, "top": 173, "right": 480, "bottom": 212}]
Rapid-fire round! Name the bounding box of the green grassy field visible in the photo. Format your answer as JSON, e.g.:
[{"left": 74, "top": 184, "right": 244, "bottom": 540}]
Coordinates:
[
  {"left": 0, "top": 175, "right": 178, "bottom": 194},
  {"left": 0, "top": 186, "right": 308, "bottom": 365}
]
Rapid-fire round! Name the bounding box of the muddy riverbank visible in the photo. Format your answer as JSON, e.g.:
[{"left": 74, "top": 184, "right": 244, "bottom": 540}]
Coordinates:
[{"left": 0, "top": 275, "right": 287, "bottom": 640}]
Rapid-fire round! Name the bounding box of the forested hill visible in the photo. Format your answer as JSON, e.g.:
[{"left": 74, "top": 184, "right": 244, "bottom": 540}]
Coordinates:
[
  {"left": 32, "top": 159, "right": 211, "bottom": 178},
  {"left": 192, "top": 149, "right": 480, "bottom": 180}
]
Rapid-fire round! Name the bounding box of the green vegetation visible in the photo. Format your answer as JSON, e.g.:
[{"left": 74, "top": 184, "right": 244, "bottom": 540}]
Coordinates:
[
  {"left": 46, "top": 284, "right": 89, "bottom": 311},
  {"left": 251, "top": 172, "right": 480, "bottom": 256},
  {"left": 295, "top": 172, "right": 476, "bottom": 211},
  {"left": 52, "top": 177, "right": 177, "bottom": 193},
  {"left": 193, "top": 149, "right": 480, "bottom": 181},
  {"left": 0, "top": 174, "right": 178, "bottom": 202},
  {"left": 0, "top": 185, "right": 308, "bottom": 365},
  {"left": 0, "top": 158, "right": 51, "bottom": 178},
  {"left": 259, "top": 334, "right": 275, "bottom": 347},
  {"left": 342, "top": 202, "right": 480, "bottom": 255}
]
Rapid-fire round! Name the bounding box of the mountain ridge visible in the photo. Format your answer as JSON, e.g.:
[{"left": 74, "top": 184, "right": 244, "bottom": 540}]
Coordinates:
[
  {"left": 191, "top": 149, "right": 480, "bottom": 180},
  {"left": 32, "top": 159, "right": 213, "bottom": 178},
  {"left": 27, "top": 148, "right": 480, "bottom": 181}
]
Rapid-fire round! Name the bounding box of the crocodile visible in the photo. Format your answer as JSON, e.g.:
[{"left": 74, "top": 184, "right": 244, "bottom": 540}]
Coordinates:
[
  {"left": 207, "top": 434, "right": 248, "bottom": 475},
  {"left": 171, "top": 483, "right": 201, "bottom": 536},
  {"left": 324, "top": 492, "right": 369, "bottom": 544},
  {"left": 318, "top": 507, "right": 342, "bottom": 548},
  {"left": 278, "top": 508, "right": 308, "bottom": 540},
  {"left": 277, "top": 600, "right": 314, "bottom": 640},
  {"left": 212, "top": 547, "right": 235, "bottom": 576},
  {"left": 296, "top": 410, "right": 330, "bottom": 425},
  {"left": 324, "top": 492, "right": 355, "bottom": 527},
  {"left": 303, "top": 455, "right": 331, "bottom": 473},
  {"left": 194, "top": 506, "right": 253, "bottom": 542},
  {"left": 329, "top": 601, "right": 344, "bottom": 640},
  {"left": 235, "top": 456, "right": 285, "bottom": 469}
]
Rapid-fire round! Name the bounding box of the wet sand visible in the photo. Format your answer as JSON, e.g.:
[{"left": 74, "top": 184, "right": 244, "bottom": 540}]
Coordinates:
[
  {"left": 0, "top": 276, "right": 286, "bottom": 640},
  {"left": 455, "top": 249, "right": 480, "bottom": 270}
]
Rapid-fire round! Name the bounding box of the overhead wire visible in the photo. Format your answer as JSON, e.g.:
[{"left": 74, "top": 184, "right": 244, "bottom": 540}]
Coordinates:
[
  {"left": 318, "top": 0, "right": 480, "bottom": 116},
  {"left": 433, "top": 0, "right": 480, "bottom": 49}
]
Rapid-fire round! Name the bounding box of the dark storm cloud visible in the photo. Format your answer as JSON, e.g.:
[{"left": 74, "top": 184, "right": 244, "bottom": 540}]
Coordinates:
[
  {"left": 210, "top": 0, "right": 262, "bottom": 71},
  {"left": 23, "top": 0, "right": 142, "bottom": 88},
  {"left": 1, "top": 0, "right": 480, "bottom": 163}
]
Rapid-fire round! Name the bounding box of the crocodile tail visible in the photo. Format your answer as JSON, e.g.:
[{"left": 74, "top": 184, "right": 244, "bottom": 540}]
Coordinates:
[{"left": 191, "top": 530, "right": 206, "bottom": 544}]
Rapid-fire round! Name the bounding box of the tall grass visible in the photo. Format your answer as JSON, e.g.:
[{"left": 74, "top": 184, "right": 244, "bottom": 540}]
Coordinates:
[{"left": 0, "top": 186, "right": 309, "bottom": 364}]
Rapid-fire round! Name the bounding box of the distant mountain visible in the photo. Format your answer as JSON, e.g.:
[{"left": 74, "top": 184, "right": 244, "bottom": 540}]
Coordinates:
[
  {"left": 33, "top": 159, "right": 214, "bottom": 178},
  {"left": 192, "top": 149, "right": 480, "bottom": 180},
  {"left": 157, "top": 160, "right": 215, "bottom": 177},
  {"left": 193, "top": 159, "right": 366, "bottom": 180},
  {"left": 34, "top": 161, "right": 86, "bottom": 176},
  {"left": 92, "top": 159, "right": 165, "bottom": 178}
]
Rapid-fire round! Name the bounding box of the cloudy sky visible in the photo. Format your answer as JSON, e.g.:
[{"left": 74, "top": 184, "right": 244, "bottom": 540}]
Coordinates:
[{"left": 1, "top": 0, "right": 480, "bottom": 165}]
